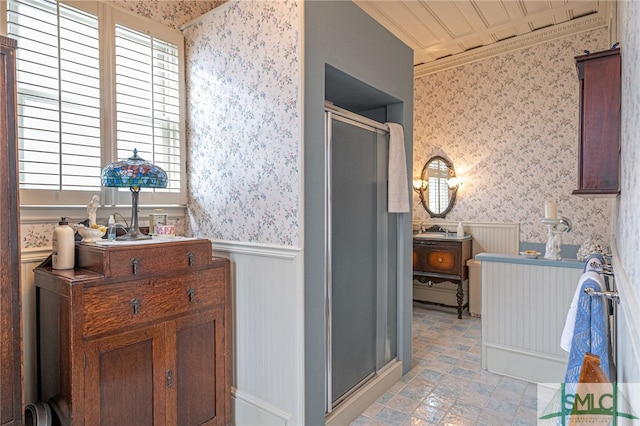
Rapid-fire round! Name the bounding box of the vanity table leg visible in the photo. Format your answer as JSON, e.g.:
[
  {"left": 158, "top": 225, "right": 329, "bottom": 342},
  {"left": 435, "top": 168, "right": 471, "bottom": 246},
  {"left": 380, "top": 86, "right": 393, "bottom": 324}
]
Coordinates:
[{"left": 456, "top": 281, "right": 463, "bottom": 319}]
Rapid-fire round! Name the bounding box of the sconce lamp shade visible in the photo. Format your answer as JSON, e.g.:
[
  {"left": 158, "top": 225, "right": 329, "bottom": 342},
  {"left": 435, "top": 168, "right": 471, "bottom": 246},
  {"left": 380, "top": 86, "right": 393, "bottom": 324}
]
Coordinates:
[
  {"left": 447, "top": 176, "right": 463, "bottom": 190},
  {"left": 413, "top": 179, "right": 428, "bottom": 193},
  {"left": 101, "top": 149, "right": 167, "bottom": 240}
]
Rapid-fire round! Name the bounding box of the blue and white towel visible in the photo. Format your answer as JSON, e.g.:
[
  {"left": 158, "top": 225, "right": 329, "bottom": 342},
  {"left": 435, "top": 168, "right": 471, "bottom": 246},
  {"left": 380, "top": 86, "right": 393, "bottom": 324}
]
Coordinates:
[
  {"left": 561, "top": 271, "right": 602, "bottom": 352},
  {"left": 563, "top": 272, "right": 614, "bottom": 383}
]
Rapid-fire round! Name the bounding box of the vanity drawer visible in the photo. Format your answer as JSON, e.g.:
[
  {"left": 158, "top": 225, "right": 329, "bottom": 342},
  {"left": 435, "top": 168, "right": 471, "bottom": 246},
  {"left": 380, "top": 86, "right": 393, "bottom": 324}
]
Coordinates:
[
  {"left": 413, "top": 238, "right": 471, "bottom": 280},
  {"left": 82, "top": 267, "right": 225, "bottom": 338},
  {"left": 77, "top": 239, "right": 212, "bottom": 279}
]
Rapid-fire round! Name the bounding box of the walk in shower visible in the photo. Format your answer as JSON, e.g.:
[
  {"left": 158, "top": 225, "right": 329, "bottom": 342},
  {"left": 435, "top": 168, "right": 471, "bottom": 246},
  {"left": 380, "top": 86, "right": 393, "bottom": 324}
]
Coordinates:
[{"left": 324, "top": 104, "right": 399, "bottom": 413}]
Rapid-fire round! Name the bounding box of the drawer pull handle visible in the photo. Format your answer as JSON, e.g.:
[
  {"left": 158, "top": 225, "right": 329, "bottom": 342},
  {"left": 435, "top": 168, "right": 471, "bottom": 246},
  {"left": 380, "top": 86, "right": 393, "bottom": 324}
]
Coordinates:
[
  {"left": 187, "top": 287, "right": 195, "bottom": 302},
  {"left": 130, "top": 298, "right": 140, "bottom": 314},
  {"left": 438, "top": 257, "right": 443, "bottom": 263},
  {"left": 131, "top": 258, "right": 139, "bottom": 275},
  {"left": 187, "top": 251, "right": 194, "bottom": 267},
  {"left": 166, "top": 369, "right": 173, "bottom": 388}
]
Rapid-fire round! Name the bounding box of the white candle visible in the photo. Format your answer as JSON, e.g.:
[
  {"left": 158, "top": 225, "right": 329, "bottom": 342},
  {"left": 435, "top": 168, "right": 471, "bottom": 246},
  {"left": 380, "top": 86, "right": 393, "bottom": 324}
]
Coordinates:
[{"left": 544, "top": 200, "right": 557, "bottom": 219}]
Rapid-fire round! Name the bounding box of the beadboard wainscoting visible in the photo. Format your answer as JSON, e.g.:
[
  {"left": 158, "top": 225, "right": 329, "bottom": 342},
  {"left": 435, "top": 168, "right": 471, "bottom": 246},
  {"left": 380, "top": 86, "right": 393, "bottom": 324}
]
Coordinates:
[
  {"left": 212, "top": 240, "right": 304, "bottom": 426},
  {"left": 611, "top": 238, "right": 640, "bottom": 388},
  {"left": 479, "top": 255, "right": 583, "bottom": 383},
  {"left": 417, "top": 221, "right": 520, "bottom": 256}
]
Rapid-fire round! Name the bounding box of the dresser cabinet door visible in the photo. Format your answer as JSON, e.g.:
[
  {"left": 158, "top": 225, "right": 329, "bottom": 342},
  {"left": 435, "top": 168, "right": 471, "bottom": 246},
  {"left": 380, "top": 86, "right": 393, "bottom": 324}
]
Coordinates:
[
  {"left": 84, "top": 324, "right": 167, "bottom": 426},
  {"left": 169, "top": 309, "right": 226, "bottom": 426}
]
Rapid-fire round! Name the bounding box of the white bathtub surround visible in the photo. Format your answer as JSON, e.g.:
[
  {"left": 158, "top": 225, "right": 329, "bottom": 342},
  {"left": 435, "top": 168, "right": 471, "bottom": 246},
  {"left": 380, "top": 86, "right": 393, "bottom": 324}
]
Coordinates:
[{"left": 478, "top": 253, "right": 583, "bottom": 383}]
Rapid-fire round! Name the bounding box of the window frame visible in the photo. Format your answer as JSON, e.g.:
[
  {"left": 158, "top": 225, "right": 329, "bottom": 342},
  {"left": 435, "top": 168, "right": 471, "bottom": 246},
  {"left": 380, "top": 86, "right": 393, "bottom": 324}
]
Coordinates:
[{"left": 5, "top": 0, "right": 187, "bottom": 216}]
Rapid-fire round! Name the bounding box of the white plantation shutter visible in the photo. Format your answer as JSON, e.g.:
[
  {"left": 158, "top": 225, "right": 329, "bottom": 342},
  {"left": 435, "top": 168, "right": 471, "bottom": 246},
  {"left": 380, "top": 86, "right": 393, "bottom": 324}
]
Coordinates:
[
  {"left": 115, "top": 25, "right": 181, "bottom": 193},
  {"left": 8, "top": 0, "right": 101, "bottom": 193},
  {"left": 6, "top": 0, "right": 185, "bottom": 206},
  {"left": 428, "top": 160, "right": 449, "bottom": 214}
]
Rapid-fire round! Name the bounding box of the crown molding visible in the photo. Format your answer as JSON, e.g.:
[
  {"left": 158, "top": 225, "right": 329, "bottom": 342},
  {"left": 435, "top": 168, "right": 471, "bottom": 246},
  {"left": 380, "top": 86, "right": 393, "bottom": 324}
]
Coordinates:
[{"left": 414, "top": 11, "right": 611, "bottom": 78}]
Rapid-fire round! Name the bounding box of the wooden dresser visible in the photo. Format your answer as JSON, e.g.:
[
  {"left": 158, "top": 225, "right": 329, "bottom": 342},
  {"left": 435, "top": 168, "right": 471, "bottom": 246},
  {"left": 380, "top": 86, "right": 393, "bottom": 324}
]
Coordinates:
[
  {"left": 35, "top": 238, "right": 231, "bottom": 426},
  {"left": 412, "top": 236, "right": 472, "bottom": 319}
]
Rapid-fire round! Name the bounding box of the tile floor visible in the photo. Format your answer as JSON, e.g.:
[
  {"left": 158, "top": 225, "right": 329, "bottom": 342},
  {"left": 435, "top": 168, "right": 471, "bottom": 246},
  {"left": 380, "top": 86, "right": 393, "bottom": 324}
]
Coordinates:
[{"left": 351, "top": 305, "right": 539, "bottom": 425}]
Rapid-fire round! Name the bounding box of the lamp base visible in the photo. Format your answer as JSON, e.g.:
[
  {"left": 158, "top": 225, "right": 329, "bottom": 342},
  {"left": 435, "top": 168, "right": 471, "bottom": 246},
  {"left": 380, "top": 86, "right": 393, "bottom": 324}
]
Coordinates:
[{"left": 116, "top": 186, "right": 151, "bottom": 241}]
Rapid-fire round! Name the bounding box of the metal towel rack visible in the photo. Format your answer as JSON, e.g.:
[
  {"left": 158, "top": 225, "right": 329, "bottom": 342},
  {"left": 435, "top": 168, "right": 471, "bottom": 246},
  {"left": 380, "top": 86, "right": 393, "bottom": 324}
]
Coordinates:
[
  {"left": 585, "top": 287, "right": 620, "bottom": 304},
  {"left": 585, "top": 260, "right": 620, "bottom": 303},
  {"left": 589, "top": 260, "right": 614, "bottom": 276}
]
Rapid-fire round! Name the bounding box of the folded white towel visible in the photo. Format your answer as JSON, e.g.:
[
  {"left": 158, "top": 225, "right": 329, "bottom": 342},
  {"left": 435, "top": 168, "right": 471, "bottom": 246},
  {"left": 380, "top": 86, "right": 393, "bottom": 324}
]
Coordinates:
[
  {"left": 386, "top": 122, "right": 410, "bottom": 213},
  {"left": 560, "top": 271, "right": 605, "bottom": 352}
]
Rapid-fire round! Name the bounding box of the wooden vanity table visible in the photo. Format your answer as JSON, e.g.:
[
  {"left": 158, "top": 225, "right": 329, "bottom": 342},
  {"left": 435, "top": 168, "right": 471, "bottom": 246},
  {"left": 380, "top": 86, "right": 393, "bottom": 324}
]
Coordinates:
[
  {"left": 34, "top": 238, "right": 231, "bottom": 426},
  {"left": 412, "top": 235, "right": 472, "bottom": 319}
]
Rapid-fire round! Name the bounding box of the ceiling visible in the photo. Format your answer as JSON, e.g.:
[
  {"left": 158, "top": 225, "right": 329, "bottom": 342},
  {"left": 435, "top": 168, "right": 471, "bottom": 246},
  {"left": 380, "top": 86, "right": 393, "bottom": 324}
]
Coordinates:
[{"left": 354, "top": 1, "right": 614, "bottom": 77}]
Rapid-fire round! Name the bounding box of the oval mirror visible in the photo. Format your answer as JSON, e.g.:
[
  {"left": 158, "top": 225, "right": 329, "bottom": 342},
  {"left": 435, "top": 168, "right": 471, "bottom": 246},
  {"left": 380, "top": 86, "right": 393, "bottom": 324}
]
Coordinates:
[{"left": 418, "top": 156, "right": 457, "bottom": 218}]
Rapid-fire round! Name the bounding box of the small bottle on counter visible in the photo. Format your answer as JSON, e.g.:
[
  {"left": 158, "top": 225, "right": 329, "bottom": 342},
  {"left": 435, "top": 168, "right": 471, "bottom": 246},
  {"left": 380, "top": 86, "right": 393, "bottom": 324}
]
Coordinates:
[
  {"left": 52, "top": 217, "right": 75, "bottom": 270},
  {"left": 107, "top": 214, "right": 116, "bottom": 241},
  {"left": 457, "top": 222, "right": 464, "bottom": 238}
]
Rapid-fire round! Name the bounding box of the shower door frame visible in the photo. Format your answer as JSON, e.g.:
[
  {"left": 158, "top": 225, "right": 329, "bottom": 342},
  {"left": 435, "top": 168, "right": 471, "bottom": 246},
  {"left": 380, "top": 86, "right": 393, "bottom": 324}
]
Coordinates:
[{"left": 324, "top": 104, "right": 399, "bottom": 413}]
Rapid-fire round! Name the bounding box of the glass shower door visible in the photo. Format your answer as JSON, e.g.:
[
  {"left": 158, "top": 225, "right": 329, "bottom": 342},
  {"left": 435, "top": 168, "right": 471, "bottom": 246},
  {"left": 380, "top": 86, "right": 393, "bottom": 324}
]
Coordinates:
[{"left": 326, "top": 110, "right": 397, "bottom": 410}]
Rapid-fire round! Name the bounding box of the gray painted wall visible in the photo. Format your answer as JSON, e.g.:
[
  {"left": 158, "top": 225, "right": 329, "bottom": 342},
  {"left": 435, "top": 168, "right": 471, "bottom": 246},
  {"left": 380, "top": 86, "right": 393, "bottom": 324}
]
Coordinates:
[{"left": 303, "top": 2, "right": 414, "bottom": 424}]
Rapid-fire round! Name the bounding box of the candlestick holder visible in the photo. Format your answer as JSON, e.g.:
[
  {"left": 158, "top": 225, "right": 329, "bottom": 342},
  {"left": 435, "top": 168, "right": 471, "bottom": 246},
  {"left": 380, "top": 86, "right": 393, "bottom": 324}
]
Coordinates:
[{"left": 541, "top": 217, "right": 572, "bottom": 260}]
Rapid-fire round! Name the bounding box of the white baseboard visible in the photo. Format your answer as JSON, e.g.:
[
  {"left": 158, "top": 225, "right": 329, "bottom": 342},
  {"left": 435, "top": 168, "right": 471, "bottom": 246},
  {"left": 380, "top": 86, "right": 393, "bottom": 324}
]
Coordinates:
[
  {"left": 482, "top": 343, "right": 568, "bottom": 383},
  {"left": 232, "top": 388, "right": 293, "bottom": 426}
]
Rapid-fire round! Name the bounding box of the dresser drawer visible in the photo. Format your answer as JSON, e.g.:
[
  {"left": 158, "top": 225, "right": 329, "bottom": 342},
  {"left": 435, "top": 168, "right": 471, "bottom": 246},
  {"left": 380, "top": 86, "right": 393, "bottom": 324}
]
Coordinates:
[
  {"left": 83, "top": 267, "right": 225, "bottom": 337},
  {"left": 77, "top": 239, "right": 212, "bottom": 279}
]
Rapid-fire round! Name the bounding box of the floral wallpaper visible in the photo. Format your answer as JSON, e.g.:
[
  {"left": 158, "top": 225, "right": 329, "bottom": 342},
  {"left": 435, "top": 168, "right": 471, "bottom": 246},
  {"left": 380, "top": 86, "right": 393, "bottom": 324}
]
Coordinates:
[
  {"left": 617, "top": 2, "right": 640, "bottom": 286},
  {"left": 182, "top": 0, "right": 302, "bottom": 246},
  {"left": 413, "top": 28, "right": 612, "bottom": 247},
  {"left": 106, "top": 0, "right": 225, "bottom": 29}
]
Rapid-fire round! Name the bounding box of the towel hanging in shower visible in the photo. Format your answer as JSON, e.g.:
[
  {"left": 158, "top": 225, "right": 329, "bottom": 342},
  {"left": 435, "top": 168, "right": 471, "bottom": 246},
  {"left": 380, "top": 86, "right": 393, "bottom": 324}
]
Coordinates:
[{"left": 386, "top": 122, "right": 410, "bottom": 213}]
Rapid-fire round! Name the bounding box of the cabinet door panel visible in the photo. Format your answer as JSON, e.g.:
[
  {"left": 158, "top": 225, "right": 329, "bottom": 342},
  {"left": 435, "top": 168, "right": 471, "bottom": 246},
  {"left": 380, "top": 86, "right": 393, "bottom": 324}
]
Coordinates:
[
  {"left": 85, "top": 324, "right": 166, "bottom": 426},
  {"left": 173, "top": 310, "right": 225, "bottom": 426}
]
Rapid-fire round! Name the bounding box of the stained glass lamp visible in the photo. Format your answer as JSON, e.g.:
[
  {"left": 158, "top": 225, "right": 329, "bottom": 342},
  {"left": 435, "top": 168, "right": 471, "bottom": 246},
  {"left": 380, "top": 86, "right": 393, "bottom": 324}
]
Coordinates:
[{"left": 101, "top": 149, "right": 168, "bottom": 240}]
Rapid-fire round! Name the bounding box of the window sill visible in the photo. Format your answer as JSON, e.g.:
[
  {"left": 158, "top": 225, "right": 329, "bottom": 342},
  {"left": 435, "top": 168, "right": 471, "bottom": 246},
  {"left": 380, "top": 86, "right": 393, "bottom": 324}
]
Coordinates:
[{"left": 20, "top": 204, "right": 188, "bottom": 225}]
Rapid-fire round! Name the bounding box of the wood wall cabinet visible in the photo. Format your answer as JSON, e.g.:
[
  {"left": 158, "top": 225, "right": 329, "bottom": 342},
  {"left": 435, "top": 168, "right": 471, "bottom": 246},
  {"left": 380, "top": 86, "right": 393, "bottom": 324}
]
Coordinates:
[
  {"left": 573, "top": 47, "right": 621, "bottom": 196},
  {"left": 0, "top": 35, "right": 23, "bottom": 426},
  {"left": 35, "top": 239, "right": 231, "bottom": 426},
  {"left": 412, "top": 236, "right": 472, "bottom": 319}
]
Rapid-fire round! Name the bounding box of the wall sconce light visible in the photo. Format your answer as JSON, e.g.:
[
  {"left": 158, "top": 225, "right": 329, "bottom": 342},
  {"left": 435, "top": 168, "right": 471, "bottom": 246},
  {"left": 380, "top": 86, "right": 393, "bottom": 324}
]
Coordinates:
[
  {"left": 101, "top": 149, "right": 168, "bottom": 240},
  {"left": 413, "top": 178, "right": 428, "bottom": 193},
  {"left": 447, "top": 176, "right": 464, "bottom": 190}
]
